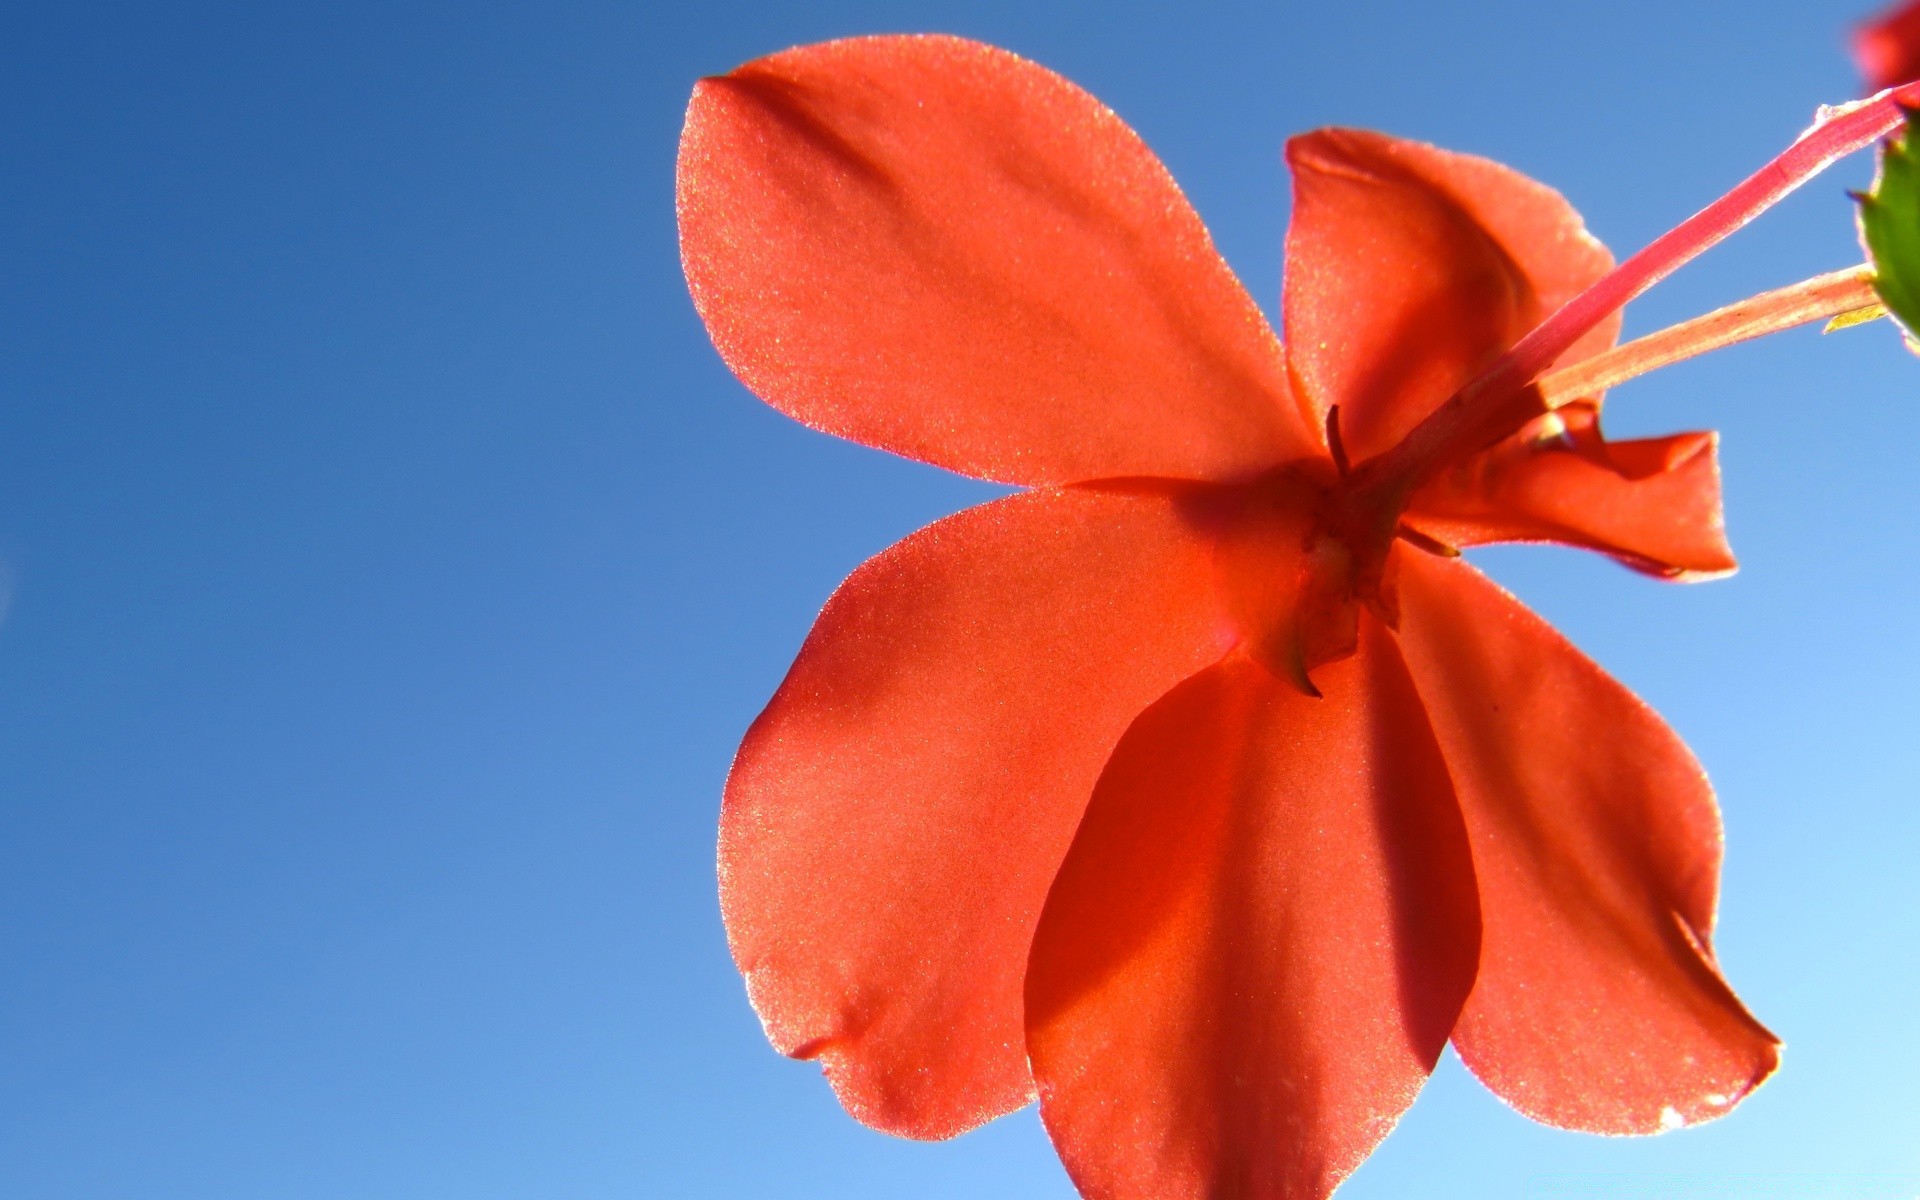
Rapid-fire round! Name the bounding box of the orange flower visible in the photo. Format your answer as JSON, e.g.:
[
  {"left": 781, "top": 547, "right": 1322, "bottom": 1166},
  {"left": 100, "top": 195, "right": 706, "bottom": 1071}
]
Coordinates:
[
  {"left": 1857, "top": 0, "right": 1920, "bottom": 91},
  {"left": 679, "top": 35, "right": 1778, "bottom": 1199}
]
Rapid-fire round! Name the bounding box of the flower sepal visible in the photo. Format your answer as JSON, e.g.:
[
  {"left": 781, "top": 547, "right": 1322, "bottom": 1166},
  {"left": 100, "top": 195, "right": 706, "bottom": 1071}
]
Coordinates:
[{"left": 1857, "top": 105, "right": 1920, "bottom": 350}]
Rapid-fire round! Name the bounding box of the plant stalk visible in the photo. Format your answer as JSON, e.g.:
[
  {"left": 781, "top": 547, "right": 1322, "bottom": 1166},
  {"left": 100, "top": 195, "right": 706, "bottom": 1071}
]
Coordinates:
[
  {"left": 1533, "top": 266, "right": 1880, "bottom": 408},
  {"left": 1359, "top": 80, "right": 1920, "bottom": 497}
]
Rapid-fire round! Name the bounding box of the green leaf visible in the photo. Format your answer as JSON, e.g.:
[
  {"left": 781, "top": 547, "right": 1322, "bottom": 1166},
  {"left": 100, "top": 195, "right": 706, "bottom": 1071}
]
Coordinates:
[{"left": 1858, "top": 106, "right": 1920, "bottom": 351}]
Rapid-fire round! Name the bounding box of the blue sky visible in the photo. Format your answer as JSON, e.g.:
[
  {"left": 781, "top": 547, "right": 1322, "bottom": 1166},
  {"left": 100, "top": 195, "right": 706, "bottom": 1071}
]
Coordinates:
[{"left": 2, "top": 1, "right": 1915, "bottom": 1196}]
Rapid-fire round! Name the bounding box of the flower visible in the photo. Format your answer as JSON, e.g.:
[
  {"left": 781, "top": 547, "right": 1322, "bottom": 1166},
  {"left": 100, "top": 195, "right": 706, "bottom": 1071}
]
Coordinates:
[
  {"left": 679, "top": 34, "right": 1779, "bottom": 1199},
  {"left": 1857, "top": 0, "right": 1920, "bottom": 91}
]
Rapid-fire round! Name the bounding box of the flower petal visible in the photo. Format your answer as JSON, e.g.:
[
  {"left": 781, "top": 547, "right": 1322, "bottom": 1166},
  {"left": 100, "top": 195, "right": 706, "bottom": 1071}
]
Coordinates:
[
  {"left": 1283, "top": 129, "right": 1618, "bottom": 465},
  {"left": 1406, "top": 404, "right": 1736, "bottom": 579},
  {"left": 1393, "top": 551, "right": 1779, "bottom": 1134},
  {"left": 1857, "top": 0, "right": 1920, "bottom": 92},
  {"left": 1025, "top": 628, "right": 1480, "bottom": 1200},
  {"left": 721, "top": 485, "right": 1237, "bottom": 1139},
  {"left": 679, "top": 35, "right": 1317, "bottom": 486}
]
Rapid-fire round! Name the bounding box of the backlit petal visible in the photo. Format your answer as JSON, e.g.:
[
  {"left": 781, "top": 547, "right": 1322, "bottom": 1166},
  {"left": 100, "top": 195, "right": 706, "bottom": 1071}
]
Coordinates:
[
  {"left": 1394, "top": 552, "right": 1779, "bottom": 1134},
  {"left": 1283, "top": 129, "right": 1618, "bottom": 464},
  {"left": 1026, "top": 628, "right": 1479, "bottom": 1200},
  {"left": 1407, "top": 404, "right": 1736, "bottom": 579},
  {"left": 679, "top": 35, "right": 1316, "bottom": 486},
  {"left": 721, "top": 485, "right": 1236, "bottom": 1139}
]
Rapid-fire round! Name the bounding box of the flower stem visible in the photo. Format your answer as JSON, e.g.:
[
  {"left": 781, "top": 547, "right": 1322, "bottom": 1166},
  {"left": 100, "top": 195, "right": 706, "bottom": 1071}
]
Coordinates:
[
  {"left": 1360, "top": 80, "right": 1920, "bottom": 498},
  {"left": 1533, "top": 265, "right": 1880, "bottom": 408}
]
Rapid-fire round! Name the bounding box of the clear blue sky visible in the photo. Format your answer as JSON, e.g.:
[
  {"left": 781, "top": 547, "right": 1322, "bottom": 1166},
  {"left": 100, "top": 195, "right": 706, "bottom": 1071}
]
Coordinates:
[{"left": 2, "top": 1, "right": 1915, "bottom": 1196}]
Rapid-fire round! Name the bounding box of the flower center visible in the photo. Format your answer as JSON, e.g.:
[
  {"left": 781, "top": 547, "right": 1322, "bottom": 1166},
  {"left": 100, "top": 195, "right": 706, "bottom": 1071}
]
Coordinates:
[{"left": 1197, "top": 462, "right": 1411, "bottom": 696}]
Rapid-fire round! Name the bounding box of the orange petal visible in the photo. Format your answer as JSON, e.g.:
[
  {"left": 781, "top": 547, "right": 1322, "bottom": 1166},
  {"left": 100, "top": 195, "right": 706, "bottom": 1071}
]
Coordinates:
[
  {"left": 1025, "top": 628, "right": 1479, "bottom": 1200},
  {"left": 1857, "top": 0, "right": 1920, "bottom": 92},
  {"left": 1394, "top": 552, "right": 1779, "bottom": 1134},
  {"left": 1283, "top": 129, "right": 1618, "bottom": 465},
  {"left": 721, "top": 485, "right": 1236, "bottom": 1139},
  {"left": 1406, "top": 403, "right": 1737, "bottom": 579},
  {"left": 678, "top": 35, "right": 1316, "bottom": 486}
]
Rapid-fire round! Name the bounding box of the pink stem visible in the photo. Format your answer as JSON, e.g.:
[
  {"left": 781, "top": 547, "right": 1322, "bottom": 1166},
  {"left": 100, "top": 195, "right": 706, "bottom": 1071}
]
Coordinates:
[{"left": 1362, "top": 80, "right": 1920, "bottom": 494}]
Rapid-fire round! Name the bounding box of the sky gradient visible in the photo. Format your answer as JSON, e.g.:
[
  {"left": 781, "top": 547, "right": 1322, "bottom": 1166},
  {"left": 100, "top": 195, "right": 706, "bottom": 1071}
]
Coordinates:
[{"left": 2, "top": 1, "right": 1916, "bottom": 1196}]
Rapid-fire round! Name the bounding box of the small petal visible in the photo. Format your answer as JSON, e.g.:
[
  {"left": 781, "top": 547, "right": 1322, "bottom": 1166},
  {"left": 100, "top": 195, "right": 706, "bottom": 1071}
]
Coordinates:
[
  {"left": 1026, "top": 627, "right": 1479, "bottom": 1200},
  {"left": 1394, "top": 552, "right": 1779, "bottom": 1134},
  {"left": 721, "top": 485, "right": 1236, "bottom": 1138},
  {"left": 1284, "top": 129, "right": 1618, "bottom": 464},
  {"left": 679, "top": 35, "right": 1317, "bottom": 486},
  {"left": 1406, "top": 404, "right": 1737, "bottom": 579}
]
